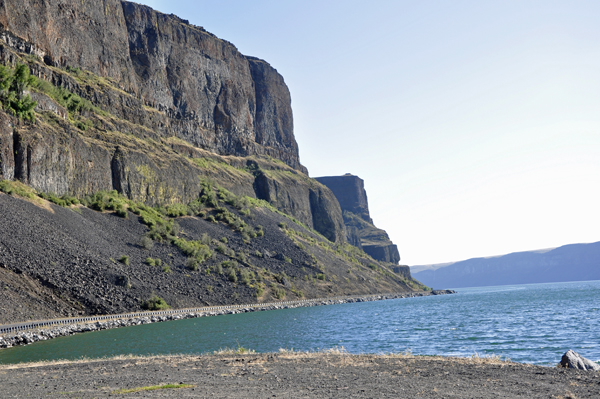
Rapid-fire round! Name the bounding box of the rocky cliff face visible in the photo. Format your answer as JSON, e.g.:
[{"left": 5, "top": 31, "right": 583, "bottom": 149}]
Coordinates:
[
  {"left": 315, "top": 174, "right": 372, "bottom": 223},
  {"left": 316, "top": 174, "right": 401, "bottom": 264},
  {"left": 0, "top": 2, "right": 428, "bottom": 323},
  {"left": 0, "top": 0, "right": 304, "bottom": 172},
  {"left": 0, "top": 0, "right": 349, "bottom": 241}
]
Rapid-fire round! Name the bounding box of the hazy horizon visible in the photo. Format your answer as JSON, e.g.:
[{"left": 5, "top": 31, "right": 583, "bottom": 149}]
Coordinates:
[{"left": 136, "top": 0, "right": 600, "bottom": 265}]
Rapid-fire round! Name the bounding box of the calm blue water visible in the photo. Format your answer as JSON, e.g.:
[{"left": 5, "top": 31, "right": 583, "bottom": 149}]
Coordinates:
[{"left": 1, "top": 280, "right": 599, "bottom": 366}]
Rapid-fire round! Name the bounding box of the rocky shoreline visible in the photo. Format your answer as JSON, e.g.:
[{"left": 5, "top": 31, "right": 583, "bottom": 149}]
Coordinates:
[
  {"left": 0, "top": 290, "right": 454, "bottom": 351},
  {"left": 1, "top": 351, "right": 598, "bottom": 398}
]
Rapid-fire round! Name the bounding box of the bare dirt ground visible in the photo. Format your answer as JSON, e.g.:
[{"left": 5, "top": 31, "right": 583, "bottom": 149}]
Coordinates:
[{"left": 0, "top": 352, "right": 598, "bottom": 398}]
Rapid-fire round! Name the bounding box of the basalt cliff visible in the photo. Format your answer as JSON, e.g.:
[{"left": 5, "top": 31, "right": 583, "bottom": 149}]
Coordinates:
[
  {"left": 0, "top": 0, "right": 425, "bottom": 324},
  {"left": 316, "top": 174, "right": 402, "bottom": 265}
]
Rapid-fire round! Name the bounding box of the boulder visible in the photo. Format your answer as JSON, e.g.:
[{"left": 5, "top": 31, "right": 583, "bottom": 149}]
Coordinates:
[{"left": 559, "top": 350, "right": 600, "bottom": 371}]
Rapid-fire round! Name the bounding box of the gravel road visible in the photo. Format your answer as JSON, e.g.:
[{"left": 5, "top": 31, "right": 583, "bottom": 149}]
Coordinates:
[{"left": 1, "top": 352, "right": 598, "bottom": 398}]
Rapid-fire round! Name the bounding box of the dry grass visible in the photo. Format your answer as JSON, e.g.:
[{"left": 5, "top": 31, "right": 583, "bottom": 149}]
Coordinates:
[
  {"left": 0, "top": 349, "right": 516, "bottom": 371},
  {"left": 212, "top": 346, "right": 256, "bottom": 355}
]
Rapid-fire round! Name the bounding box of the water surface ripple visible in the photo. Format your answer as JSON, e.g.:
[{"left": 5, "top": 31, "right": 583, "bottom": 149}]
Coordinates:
[{"left": 1, "top": 280, "right": 599, "bottom": 365}]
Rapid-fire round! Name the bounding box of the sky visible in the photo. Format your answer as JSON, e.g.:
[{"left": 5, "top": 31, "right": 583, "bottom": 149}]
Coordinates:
[{"left": 136, "top": 0, "right": 600, "bottom": 266}]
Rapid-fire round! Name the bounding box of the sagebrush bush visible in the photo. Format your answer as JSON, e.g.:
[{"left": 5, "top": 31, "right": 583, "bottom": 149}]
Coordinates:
[
  {"left": 140, "top": 236, "right": 154, "bottom": 250},
  {"left": 227, "top": 268, "right": 238, "bottom": 283},
  {"left": 240, "top": 269, "right": 251, "bottom": 285},
  {"left": 143, "top": 295, "right": 170, "bottom": 310}
]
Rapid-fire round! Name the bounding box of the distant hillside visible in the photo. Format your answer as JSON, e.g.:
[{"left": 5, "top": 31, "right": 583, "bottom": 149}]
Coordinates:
[{"left": 411, "top": 242, "right": 600, "bottom": 289}]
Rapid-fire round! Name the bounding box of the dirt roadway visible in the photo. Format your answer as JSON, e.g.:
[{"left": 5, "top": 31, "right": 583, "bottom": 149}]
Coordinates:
[{"left": 0, "top": 352, "right": 599, "bottom": 398}]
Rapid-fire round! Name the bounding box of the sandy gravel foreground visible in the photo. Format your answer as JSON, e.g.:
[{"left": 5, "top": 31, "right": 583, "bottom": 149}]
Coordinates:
[{"left": 1, "top": 352, "right": 599, "bottom": 398}]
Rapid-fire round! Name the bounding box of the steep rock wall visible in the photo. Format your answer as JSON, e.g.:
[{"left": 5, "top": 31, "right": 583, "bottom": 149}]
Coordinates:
[
  {"left": 0, "top": 0, "right": 347, "bottom": 242},
  {"left": 315, "top": 174, "right": 371, "bottom": 222},
  {"left": 253, "top": 169, "right": 345, "bottom": 243},
  {"left": 0, "top": 0, "right": 305, "bottom": 172},
  {"left": 0, "top": 113, "right": 14, "bottom": 180},
  {"left": 0, "top": 0, "right": 138, "bottom": 91},
  {"left": 1, "top": 106, "right": 345, "bottom": 241},
  {"left": 316, "top": 174, "right": 401, "bottom": 263}
]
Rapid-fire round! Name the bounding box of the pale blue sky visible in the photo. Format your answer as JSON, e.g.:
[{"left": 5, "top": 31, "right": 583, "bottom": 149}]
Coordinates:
[{"left": 136, "top": 0, "right": 600, "bottom": 265}]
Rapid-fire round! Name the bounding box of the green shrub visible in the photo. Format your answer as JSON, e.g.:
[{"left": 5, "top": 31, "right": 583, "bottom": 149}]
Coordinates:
[
  {"left": 119, "top": 255, "right": 129, "bottom": 265},
  {"left": 186, "top": 257, "right": 199, "bottom": 271},
  {"left": 143, "top": 295, "right": 170, "bottom": 311},
  {"left": 0, "top": 180, "right": 37, "bottom": 199},
  {"left": 227, "top": 268, "right": 238, "bottom": 283},
  {"left": 255, "top": 286, "right": 264, "bottom": 298},
  {"left": 316, "top": 273, "right": 325, "bottom": 280},
  {"left": 200, "top": 233, "right": 211, "bottom": 245},
  {"left": 165, "top": 203, "right": 189, "bottom": 217},
  {"left": 173, "top": 238, "right": 211, "bottom": 259},
  {"left": 240, "top": 231, "right": 250, "bottom": 242},
  {"left": 145, "top": 257, "right": 156, "bottom": 266},
  {"left": 237, "top": 252, "right": 246, "bottom": 263},
  {"left": 240, "top": 269, "right": 251, "bottom": 285},
  {"left": 274, "top": 288, "right": 285, "bottom": 299},
  {"left": 162, "top": 265, "right": 171, "bottom": 273},
  {"left": 0, "top": 64, "right": 37, "bottom": 122},
  {"left": 115, "top": 208, "right": 128, "bottom": 218},
  {"left": 37, "top": 192, "right": 80, "bottom": 207},
  {"left": 140, "top": 236, "right": 154, "bottom": 250},
  {"left": 220, "top": 237, "right": 228, "bottom": 244},
  {"left": 278, "top": 222, "right": 287, "bottom": 229}
]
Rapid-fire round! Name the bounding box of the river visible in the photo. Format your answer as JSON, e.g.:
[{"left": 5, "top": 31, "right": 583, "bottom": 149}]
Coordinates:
[{"left": 1, "top": 280, "right": 599, "bottom": 365}]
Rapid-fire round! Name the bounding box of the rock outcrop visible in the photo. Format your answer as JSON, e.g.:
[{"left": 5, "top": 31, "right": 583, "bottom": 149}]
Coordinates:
[
  {"left": 0, "top": 0, "right": 349, "bottom": 242},
  {"left": 316, "top": 174, "right": 372, "bottom": 222},
  {"left": 316, "top": 174, "right": 400, "bottom": 263},
  {"left": 0, "top": 1, "right": 427, "bottom": 325},
  {"left": 559, "top": 350, "right": 600, "bottom": 371},
  {"left": 0, "top": 0, "right": 304, "bottom": 172}
]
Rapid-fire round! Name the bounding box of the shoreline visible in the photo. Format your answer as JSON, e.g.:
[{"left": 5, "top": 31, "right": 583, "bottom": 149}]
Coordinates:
[
  {"left": 1, "top": 351, "right": 598, "bottom": 398},
  {"left": 0, "top": 290, "right": 454, "bottom": 351}
]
